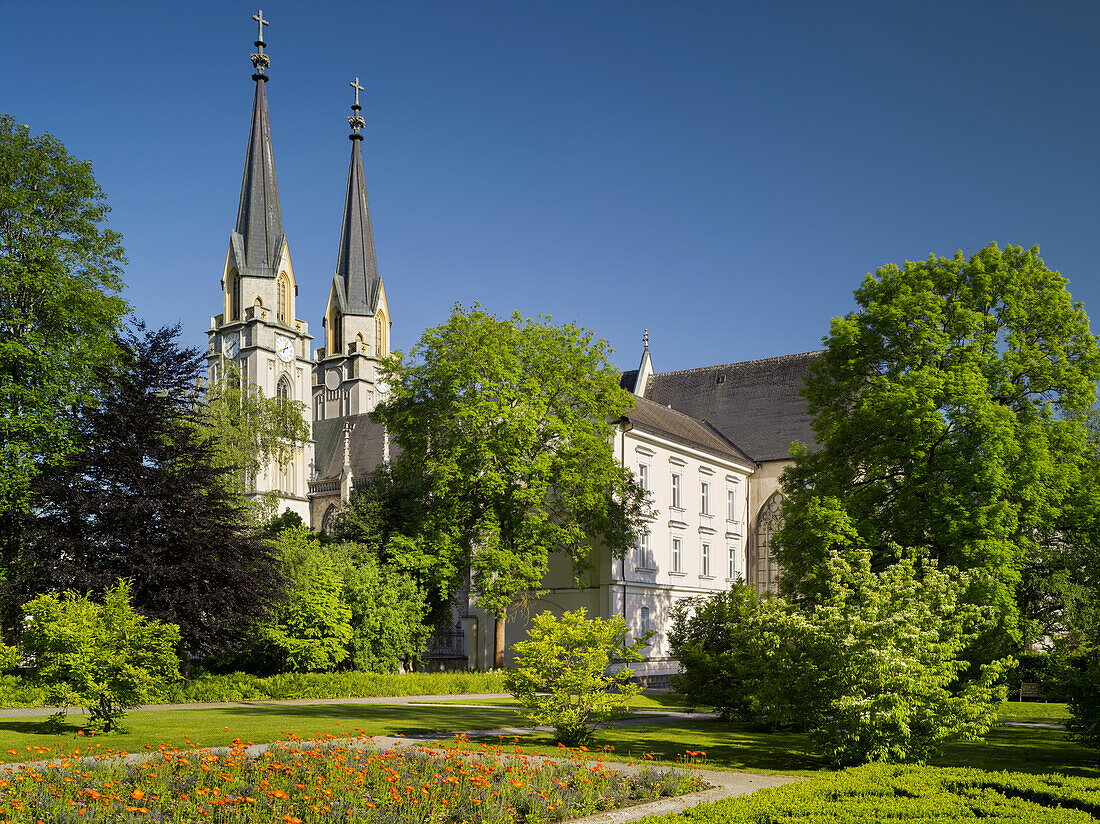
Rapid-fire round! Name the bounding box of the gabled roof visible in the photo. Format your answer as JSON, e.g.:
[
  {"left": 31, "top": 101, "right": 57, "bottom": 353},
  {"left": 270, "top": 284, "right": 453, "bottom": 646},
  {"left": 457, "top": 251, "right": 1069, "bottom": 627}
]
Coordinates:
[
  {"left": 312, "top": 414, "right": 390, "bottom": 481},
  {"left": 233, "top": 76, "right": 284, "bottom": 275},
  {"left": 333, "top": 138, "right": 381, "bottom": 316},
  {"left": 622, "top": 396, "right": 754, "bottom": 466},
  {"left": 642, "top": 351, "right": 822, "bottom": 463}
]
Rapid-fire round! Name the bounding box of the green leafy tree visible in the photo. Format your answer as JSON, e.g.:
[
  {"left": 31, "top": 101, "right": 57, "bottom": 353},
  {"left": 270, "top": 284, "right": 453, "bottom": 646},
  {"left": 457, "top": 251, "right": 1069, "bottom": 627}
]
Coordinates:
[
  {"left": 331, "top": 470, "right": 456, "bottom": 636},
  {"left": 506, "top": 609, "right": 649, "bottom": 746},
  {"left": 20, "top": 579, "right": 180, "bottom": 732},
  {"left": 373, "top": 305, "right": 648, "bottom": 668},
  {"left": 0, "top": 115, "right": 128, "bottom": 573},
  {"left": 257, "top": 526, "right": 352, "bottom": 673},
  {"left": 327, "top": 542, "right": 431, "bottom": 672},
  {"left": 1051, "top": 641, "right": 1100, "bottom": 751},
  {"left": 777, "top": 243, "right": 1100, "bottom": 641},
  {"left": 200, "top": 362, "right": 309, "bottom": 526}
]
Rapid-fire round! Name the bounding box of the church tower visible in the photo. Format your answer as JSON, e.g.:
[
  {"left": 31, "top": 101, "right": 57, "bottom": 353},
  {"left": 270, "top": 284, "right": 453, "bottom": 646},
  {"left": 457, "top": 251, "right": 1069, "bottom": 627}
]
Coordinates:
[
  {"left": 313, "top": 78, "right": 392, "bottom": 421},
  {"left": 207, "top": 11, "right": 314, "bottom": 520}
]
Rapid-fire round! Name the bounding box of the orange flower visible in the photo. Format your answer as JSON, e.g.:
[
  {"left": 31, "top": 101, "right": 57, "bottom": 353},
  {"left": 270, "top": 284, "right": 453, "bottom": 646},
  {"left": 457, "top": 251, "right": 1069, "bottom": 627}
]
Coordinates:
[{"left": 131, "top": 789, "right": 144, "bottom": 800}]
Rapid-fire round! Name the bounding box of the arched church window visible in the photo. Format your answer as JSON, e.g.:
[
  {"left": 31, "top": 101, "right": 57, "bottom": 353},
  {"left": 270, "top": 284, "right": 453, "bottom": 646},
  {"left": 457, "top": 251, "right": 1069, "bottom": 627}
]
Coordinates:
[
  {"left": 228, "top": 269, "right": 241, "bottom": 321},
  {"left": 375, "top": 310, "right": 387, "bottom": 357},
  {"left": 321, "top": 504, "right": 337, "bottom": 535},
  {"left": 277, "top": 273, "right": 290, "bottom": 324},
  {"left": 276, "top": 374, "right": 291, "bottom": 406},
  {"left": 752, "top": 492, "right": 784, "bottom": 595},
  {"left": 331, "top": 310, "right": 343, "bottom": 355}
]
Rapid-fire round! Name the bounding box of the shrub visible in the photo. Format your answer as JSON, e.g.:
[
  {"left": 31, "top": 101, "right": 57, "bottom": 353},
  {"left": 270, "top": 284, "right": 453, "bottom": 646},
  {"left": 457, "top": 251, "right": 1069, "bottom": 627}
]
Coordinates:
[
  {"left": 257, "top": 526, "right": 353, "bottom": 672},
  {"left": 20, "top": 579, "right": 180, "bottom": 731},
  {"left": 671, "top": 547, "right": 1013, "bottom": 765},
  {"left": 635, "top": 764, "right": 1100, "bottom": 823},
  {"left": 506, "top": 609, "right": 649, "bottom": 746},
  {"left": 668, "top": 582, "right": 768, "bottom": 722},
  {"left": 791, "top": 547, "right": 1013, "bottom": 765}
]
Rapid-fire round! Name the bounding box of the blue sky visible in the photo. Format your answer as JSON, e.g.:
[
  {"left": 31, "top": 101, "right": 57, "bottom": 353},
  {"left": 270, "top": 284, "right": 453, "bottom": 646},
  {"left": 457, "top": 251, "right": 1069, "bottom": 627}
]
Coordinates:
[{"left": 3, "top": 1, "right": 1098, "bottom": 373}]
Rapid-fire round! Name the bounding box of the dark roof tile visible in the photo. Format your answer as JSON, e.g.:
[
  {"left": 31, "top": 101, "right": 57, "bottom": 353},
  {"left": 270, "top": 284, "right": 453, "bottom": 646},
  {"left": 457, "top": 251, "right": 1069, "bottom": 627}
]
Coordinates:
[{"left": 623, "top": 397, "right": 754, "bottom": 465}]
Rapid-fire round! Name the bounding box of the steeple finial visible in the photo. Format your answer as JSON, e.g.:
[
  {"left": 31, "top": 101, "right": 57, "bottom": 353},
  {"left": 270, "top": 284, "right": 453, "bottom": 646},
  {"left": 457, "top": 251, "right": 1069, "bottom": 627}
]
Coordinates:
[
  {"left": 643, "top": 329, "right": 650, "bottom": 351},
  {"left": 250, "top": 10, "right": 270, "bottom": 79},
  {"left": 348, "top": 77, "right": 366, "bottom": 141}
]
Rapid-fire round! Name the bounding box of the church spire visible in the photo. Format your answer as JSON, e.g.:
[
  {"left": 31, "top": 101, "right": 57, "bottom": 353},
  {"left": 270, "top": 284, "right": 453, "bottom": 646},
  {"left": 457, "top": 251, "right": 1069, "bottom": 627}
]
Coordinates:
[
  {"left": 334, "top": 77, "right": 381, "bottom": 316},
  {"left": 234, "top": 9, "right": 284, "bottom": 273}
]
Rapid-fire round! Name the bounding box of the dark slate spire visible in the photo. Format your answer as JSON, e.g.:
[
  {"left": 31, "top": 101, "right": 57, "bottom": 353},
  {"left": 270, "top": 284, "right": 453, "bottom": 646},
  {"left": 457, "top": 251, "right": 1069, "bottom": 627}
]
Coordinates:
[
  {"left": 234, "top": 10, "right": 284, "bottom": 274},
  {"left": 334, "top": 77, "right": 380, "bottom": 316}
]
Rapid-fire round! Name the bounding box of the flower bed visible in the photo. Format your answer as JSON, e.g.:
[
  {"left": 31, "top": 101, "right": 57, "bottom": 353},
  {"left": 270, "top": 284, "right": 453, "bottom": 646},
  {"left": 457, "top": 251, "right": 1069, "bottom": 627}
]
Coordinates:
[{"left": 0, "top": 734, "right": 708, "bottom": 823}]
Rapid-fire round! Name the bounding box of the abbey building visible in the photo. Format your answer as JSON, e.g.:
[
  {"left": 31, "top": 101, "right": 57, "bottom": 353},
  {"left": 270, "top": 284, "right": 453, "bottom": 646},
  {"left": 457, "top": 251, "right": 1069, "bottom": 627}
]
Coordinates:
[{"left": 206, "top": 16, "right": 818, "bottom": 677}]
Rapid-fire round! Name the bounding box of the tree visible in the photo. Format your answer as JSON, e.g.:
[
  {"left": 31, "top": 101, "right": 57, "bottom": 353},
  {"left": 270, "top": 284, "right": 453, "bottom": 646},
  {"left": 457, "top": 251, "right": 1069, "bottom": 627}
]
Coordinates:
[
  {"left": 20, "top": 579, "right": 180, "bottom": 732},
  {"left": 777, "top": 243, "right": 1100, "bottom": 641},
  {"left": 327, "top": 541, "right": 430, "bottom": 673},
  {"left": 200, "top": 362, "right": 309, "bottom": 525},
  {"left": 0, "top": 115, "right": 128, "bottom": 570},
  {"left": 331, "top": 470, "right": 456, "bottom": 636},
  {"left": 11, "top": 324, "right": 286, "bottom": 667},
  {"left": 373, "top": 305, "right": 648, "bottom": 668},
  {"left": 255, "top": 526, "right": 352, "bottom": 673},
  {"left": 505, "top": 609, "right": 648, "bottom": 746}
]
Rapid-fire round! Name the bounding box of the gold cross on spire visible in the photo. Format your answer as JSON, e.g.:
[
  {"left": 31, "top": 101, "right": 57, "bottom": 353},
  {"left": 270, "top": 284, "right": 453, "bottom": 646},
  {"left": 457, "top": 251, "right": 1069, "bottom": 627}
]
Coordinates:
[
  {"left": 252, "top": 9, "right": 269, "bottom": 43},
  {"left": 250, "top": 10, "right": 271, "bottom": 75},
  {"left": 348, "top": 76, "right": 366, "bottom": 139}
]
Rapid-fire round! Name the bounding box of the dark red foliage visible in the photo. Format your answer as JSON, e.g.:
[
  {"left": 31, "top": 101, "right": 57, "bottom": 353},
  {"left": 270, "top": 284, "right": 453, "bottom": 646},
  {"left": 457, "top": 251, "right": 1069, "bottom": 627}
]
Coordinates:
[{"left": 11, "top": 323, "right": 285, "bottom": 659}]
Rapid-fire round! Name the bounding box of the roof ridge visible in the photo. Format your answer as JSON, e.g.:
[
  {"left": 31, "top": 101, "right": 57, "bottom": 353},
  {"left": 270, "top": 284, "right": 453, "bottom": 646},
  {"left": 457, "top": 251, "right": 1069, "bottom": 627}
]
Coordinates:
[
  {"left": 699, "top": 418, "right": 755, "bottom": 463},
  {"left": 654, "top": 350, "right": 824, "bottom": 378}
]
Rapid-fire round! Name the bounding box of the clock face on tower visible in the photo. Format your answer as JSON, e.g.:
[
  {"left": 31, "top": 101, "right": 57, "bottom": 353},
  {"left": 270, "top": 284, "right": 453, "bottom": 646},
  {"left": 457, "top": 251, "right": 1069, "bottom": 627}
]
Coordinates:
[
  {"left": 223, "top": 332, "right": 240, "bottom": 360},
  {"left": 275, "top": 335, "right": 294, "bottom": 363}
]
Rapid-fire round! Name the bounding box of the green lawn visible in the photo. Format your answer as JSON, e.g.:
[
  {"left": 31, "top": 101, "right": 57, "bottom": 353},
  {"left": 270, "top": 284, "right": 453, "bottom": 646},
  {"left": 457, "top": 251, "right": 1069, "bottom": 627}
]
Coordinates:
[
  {"left": 997, "top": 701, "right": 1070, "bottom": 724},
  {"left": 481, "top": 717, "right": 1097, "bottom": 778},
  {"left": 0, "top": 696, "right": 1088, "bottom": 785},
  {"left": 0, "top": 703, "right": 526, "bottom": 764}
]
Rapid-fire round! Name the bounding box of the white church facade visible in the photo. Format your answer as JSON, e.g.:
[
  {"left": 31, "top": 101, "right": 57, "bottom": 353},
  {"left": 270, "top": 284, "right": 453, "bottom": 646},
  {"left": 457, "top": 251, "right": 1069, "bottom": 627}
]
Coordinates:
[{"left": 206, "top": 14, "right": 818, "bottom": 678}]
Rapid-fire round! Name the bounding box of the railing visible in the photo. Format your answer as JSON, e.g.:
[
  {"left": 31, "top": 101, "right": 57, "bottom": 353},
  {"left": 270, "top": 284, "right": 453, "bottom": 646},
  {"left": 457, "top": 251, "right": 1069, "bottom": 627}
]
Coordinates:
[
  {"left": 424, "top": 629, "right": 466, "bottom": 658},
  {"left": 309, "top": 479, "right": 340, "bottom": 495}
]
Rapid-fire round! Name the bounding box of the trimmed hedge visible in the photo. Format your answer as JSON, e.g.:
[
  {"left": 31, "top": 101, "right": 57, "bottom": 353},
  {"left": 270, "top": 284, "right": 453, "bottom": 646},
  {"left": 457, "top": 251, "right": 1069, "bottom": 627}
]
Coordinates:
[
  {"left": 0, "top": 670, "right": 506, "bottom": 709},
  {"left": 638, "top": 764, "right": 1100, "bottom": 823}
]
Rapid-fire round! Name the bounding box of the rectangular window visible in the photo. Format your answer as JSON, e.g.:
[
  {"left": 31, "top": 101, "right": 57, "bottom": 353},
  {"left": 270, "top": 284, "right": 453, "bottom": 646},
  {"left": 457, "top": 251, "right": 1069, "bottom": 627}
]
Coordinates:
[
  {"left": 727, "top": 488, "right": 737, "bottom": 521},
  {"left": 640, "top": 606, "right": 651, "bottom": 638},
  {"left": 635, "top": 530, "right": 652, "bottom": 569},
  {"left": 638, "top": 463, "right": 650, "bottom": 491},
  {"left": 671, "top": 473, "right": 682, "bottom": 509},
  {"left": 728, "top": 545, "right": 739, "bottom": 580},
  {"left": 701, "top": 542, "right": 711, "bottom": 577},
  {"left": 671, "top": 536, "right": 683, "bottom": 573},
  {"left": 700, "top": 481, "right": 710, "bottom": 515}
]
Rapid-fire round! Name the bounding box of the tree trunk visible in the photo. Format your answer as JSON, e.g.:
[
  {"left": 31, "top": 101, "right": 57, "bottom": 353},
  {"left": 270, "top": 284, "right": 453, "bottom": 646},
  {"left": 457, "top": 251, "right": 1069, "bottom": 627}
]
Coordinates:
[{"left": 494, "top": 613, "right": 506, "bottom": 669}]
